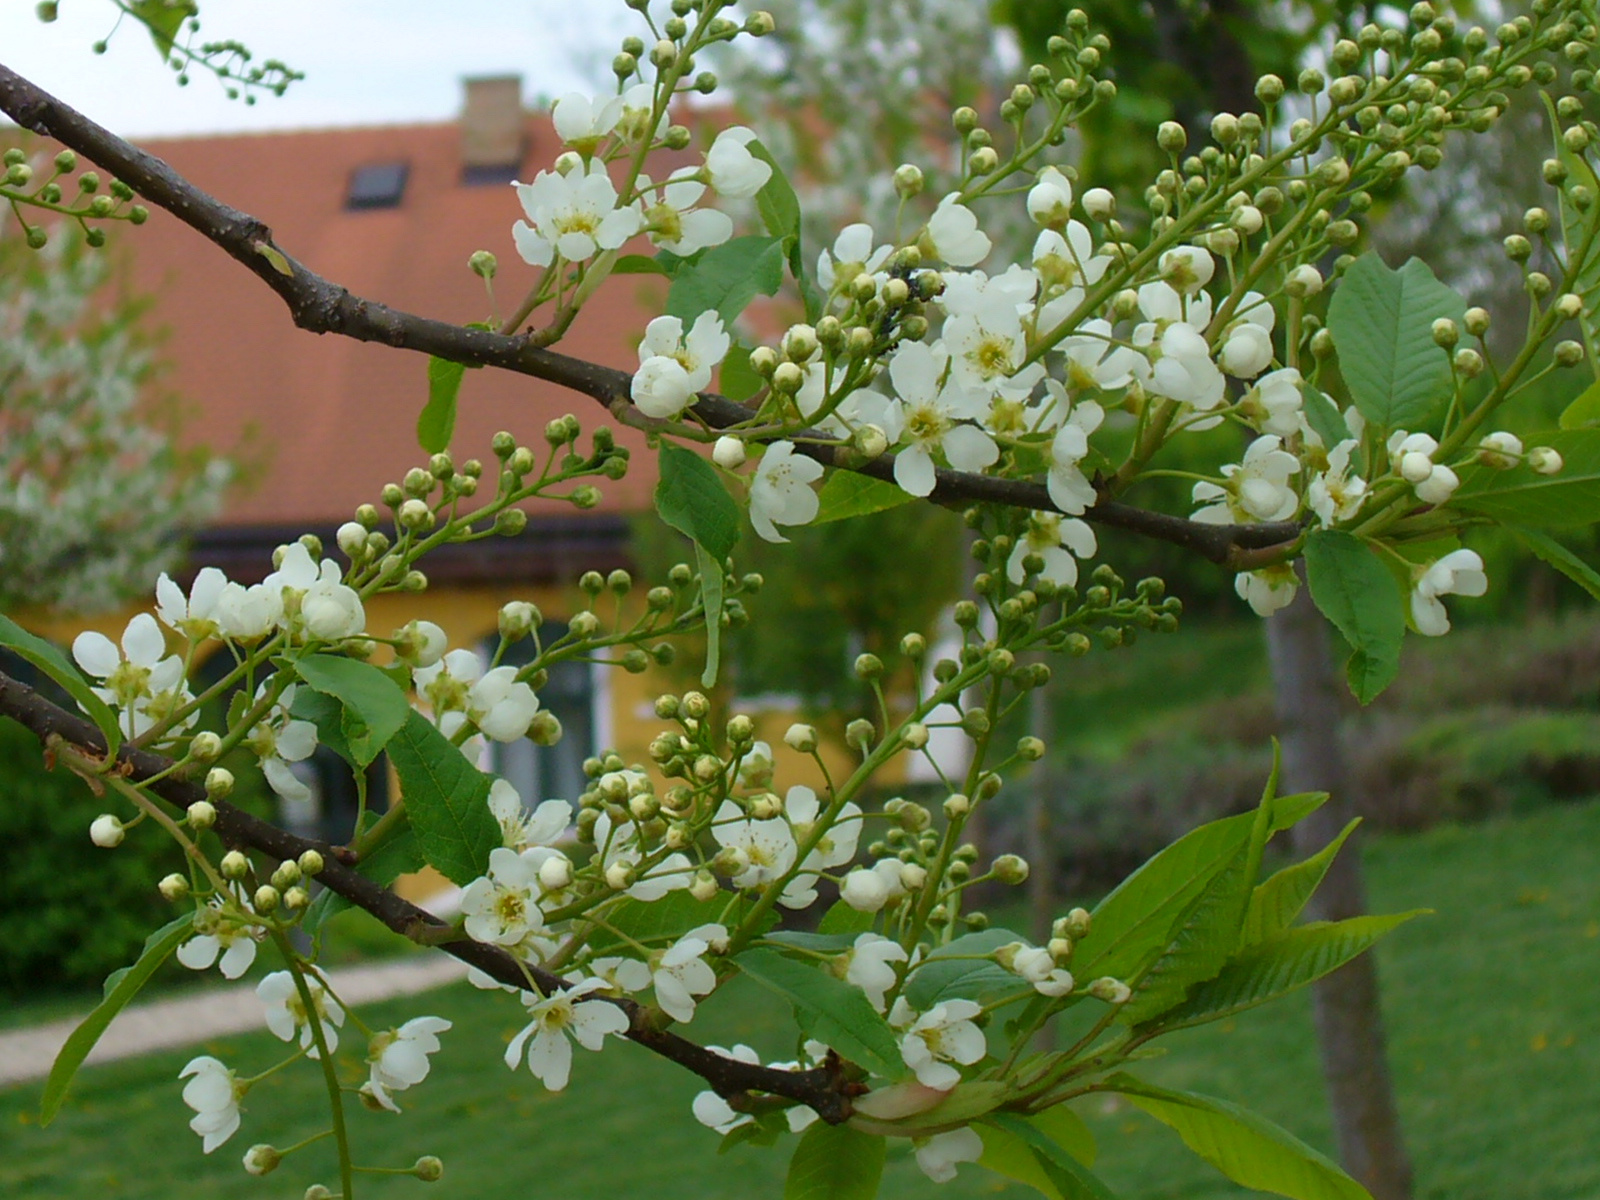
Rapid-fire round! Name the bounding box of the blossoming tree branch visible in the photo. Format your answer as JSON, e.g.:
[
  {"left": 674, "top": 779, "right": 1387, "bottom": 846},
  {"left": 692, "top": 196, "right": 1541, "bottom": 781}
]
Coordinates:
[{"left": 3, "top": 0, "right": 1600, "bottom": 1197}]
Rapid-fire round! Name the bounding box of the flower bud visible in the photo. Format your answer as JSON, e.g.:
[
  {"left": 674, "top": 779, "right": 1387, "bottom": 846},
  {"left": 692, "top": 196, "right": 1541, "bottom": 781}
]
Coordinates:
[
  {"left": 903, "top": 722, "right": 929, "bottom": 750},
  {"left": 253, "top": 885, "right": 281, "bottom": 913},
  {"left": 689, "top": 869, "right": 720, "bottom": 902},
  {"left": 89, "top": 813, "right": 125, "bottom": 847},
  {"left": 1431, "top": 318, "right": 1459, "bottom": 348},
  {"left": 1555, "top": 340, "right": 1585, "bottom": 368},
  {"left": 1088, "top": 976, "right": 1132, "bottom": 1004},
  {"left": 499, "top": 600, "right": 540, "bottom": 642},
  {"left": 841, "top": 868, "right": 889, "bottom": 912},
  {"left": 283, "top": 886, "right": 310, "bottom": 910},
  {"left": 158, "top": 873, "right": 190, "bottom": 901},
  {"left": 845, "top": 718, "right": 875, "bottom": 751},
  {"left": 413, "top": 1156, "right": 444, "bottom": 1183},
  {"left": 220, "top": 850, "right": 250, "bottom": 880},
  {"left": 1017, "top": 736, "right": 1045, "bottom": 761},
  {"left": 243, "top": 1145, "right": 282, "bottom": 1177},
  {"left": 1064, "top": 907, "right": 1092, "bottom": 939},
  {"left": 943, "top": 792, "right": 970, "bottom": 819},
  {"left": 1156, "top": 121, "right": 1187, "bottom": 153},
  {"left": 298, "top": 849, "right": 325, "bottom": 876},
  {"left": 992, "top": 854, "right": 1030, "bottom": 885},
  {"left": 1081, "top": 187, "right": 1114, "bottom": 220},
  {"left": 539, "top": 855, "right": 572, "bottom": 891},
  {"left": 272, "top": 859, "right": 302, "bottom": 890},
  {"left": 1453, "top": 348, "right": 1484, "bottom": 378},
  {"left": 1477, "top": 431, "right": 1524, "bottom": 469},
  {"left": 205, "top": 768, "right": 234, "bottom": 799},
  {"left": 854, "top": 653, "right": 884, "bottom": 679},
  {"left": 893, "top": 163, "right": 924, "bottom": 198},
  {"left": 1255, "top": 74, "right": 1285, "bottom": 103},
  {"left": 1528, "top": 446, "right": 1564, "bottom": 475},
  {"left": 708, "top": 435, "right": 749, "bottom": 470},
  {"left": 969, "top": 146, "right": 999, "bottom": 175},
  {"left": 186, "top": 800, "right": 217, "bottom": 830},
  {"left": 784, "top": 723, "right": 818, "bottom": 753}
]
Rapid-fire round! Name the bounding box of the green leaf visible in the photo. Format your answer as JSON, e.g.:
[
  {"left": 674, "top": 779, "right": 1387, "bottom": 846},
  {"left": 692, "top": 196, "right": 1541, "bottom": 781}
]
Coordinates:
[
  {"left": 385, "top": 712, "right": 498, "bottom": 885},
  {"left": 304, "top": 827, "right": 423, "bottom": 933},
  {"left": 292, "top": 654, "right": 411, "bottom": 768},
  {"left": 655, "top": 442, "right": 741, "bottom": 561},
  {"left": 1326, "top": 252, "right": 1465, "bottom": 429},
  {"left": 1105, "top": 1074, "right": 1370, "bottom": 1200},
  {"left": 0, "top": 614, "right": 121, "bottom": 758},
  {"left": 749, "top": 139, "right": 801, "bottom": 246},
  {"left": 665, "top": 235, "right": 787, "bottom": 327},
  {"left": 1559, "top": 378, "right": 1600, "bottom": 430},
  {"left": 818, "top": 899, "right": 876, "bottom": 936},
  {"left": 1269, "top": 791, "right": 1328, "bottom": 832},
  {"left": 978, "top": 1107, "right": 1099, "bottom": 1197},
  {"left": 813, "top": 471, "right": 915, "bottom": 524},
  {"left": 737, "top": 949, "right": 906, "bottom": 1078},
  {"left": 419, "top": 357, "right": 468, "bottom": 454},
  {"left": 1302, "top": 529, "right": 1406, "bottom": 704},
  {"left": 1545, "top": 94, "right": 1600, "bottom": 374},
  {"left": 584, "top": 890, "right": 764, "bottom": 955},
  {"left": 1243, "top": 820, "right": 1360, "bottom": 946},
  {"left": 720, "top": 343, "right": 763, "bottom": 402},
  {"left": 1512, "top": 527, "right": 1600, "bottom": 601},
  {"left": 905, "top": 928, "right": 1035, "bottom": 1010},
  {"left": 1150, "top": 912, "right": 1425, "bottom": 1034},
  {"left": 1453, "top": 430, "right": 1600, "bottom": 528},
  {"left": 42, "top": 911, "right": 194, "bottom": 1124},
  {"left": 129, "top": 0, "right": 195, "bottom": 59},
  {"left": 785, "top": 1122, "right": 885, "bottom": 1200},
  {"left": 1073, "top": 811, "right": 1257, "bottom": 987},
  {"left": 1298, "top": 382, "right": 1352, "bottom": 452},
  {"left": 765, "top": 930, "right": 863, "bottom": 953},
  {"left": 984, "top": 1114, "right": 1118, "bottom": 1200},
  {"left": 696, "top": 543, "right": 724, "bottom": 689},
  {"left": 614, "top": 253, "right": 669, "bottom": 276}
]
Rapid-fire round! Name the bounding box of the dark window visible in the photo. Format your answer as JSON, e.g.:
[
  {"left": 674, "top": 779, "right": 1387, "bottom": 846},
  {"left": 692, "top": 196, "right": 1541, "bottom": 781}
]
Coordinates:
[
  {"left": 461, "top": 162, "right": 521, "bottom": 187},
  {"left": 346, "top": 163, "right": 409, "bottom": 210},
  {"left": 490, "top": 623, "right": 595, "bottom": 804}
]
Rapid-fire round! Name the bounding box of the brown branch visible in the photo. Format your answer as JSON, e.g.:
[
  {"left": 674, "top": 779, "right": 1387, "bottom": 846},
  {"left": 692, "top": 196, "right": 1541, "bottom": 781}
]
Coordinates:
[
  {"left": 0, "top": 668, "right": 857, "bottom": 1122},
  {"left": 0, "top": 61, "right": 1298, "bottom": 568}
]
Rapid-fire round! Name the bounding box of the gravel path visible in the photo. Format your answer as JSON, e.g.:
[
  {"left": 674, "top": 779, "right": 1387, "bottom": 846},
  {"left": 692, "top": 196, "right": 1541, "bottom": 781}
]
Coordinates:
[{"left": 0, "top": 956, "right": 468, "bottom": 1089}]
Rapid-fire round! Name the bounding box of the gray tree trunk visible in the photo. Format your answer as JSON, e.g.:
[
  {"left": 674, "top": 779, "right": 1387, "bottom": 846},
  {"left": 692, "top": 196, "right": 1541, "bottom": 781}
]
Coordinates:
[{"left": 1265, "top": 578, "right": 1415, "bottom": 1200}]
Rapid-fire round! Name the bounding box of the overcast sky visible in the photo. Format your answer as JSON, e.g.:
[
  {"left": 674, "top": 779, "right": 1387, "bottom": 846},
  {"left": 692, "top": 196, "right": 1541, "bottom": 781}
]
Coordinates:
[{"left": 0, "top": 2, "right": 634, "bottom": 139}]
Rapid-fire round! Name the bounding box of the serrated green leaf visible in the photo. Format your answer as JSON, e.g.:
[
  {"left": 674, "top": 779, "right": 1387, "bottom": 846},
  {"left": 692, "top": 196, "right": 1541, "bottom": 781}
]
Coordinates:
[
  {"left": 813, "top": 471, "right": 915, "bottom": 524},
  {"left": 1303, "top": 529, "right": 1406, "bottom": 704},
  {"left": 785, "top": 1121, "right": 885, "bottom": 1200},
  {"left": 749, "top": 139, "right": 801, "bottom": 245},
  {"left": 695, "top": 543, "right": 724, "bottom": 689},
  {"left": 614, "top": 253, "right": 669, "bottom": 276},
  {"left": 418, "top": 357, "right": 467, "bottom": 453},
  {"left": 979, "top": 1107, "right": 1099, "bottom": 1198},
  {"left": 905, "top": 928, "right": 1031, "bottom": 1009},
  {"left": 292, "top": 654, "right": 411, "bottom": 768},
  {"left": 1559, "top": 378, "right": 1600, "bottom": 430},
  {"left": 1326, "top": 252, "right": 1465, "bottom": 429},
  {"left": 1106, "top": 1073, "right": 1370, "bottom": 1200},
  {"left": 720, "top": 343, "right": 763, "bottom": 402},
  {"left": 1512, "top": 527, "right": 1600, "bottom": 600},
  {"left": 818, "top": 899, "right": 876, "bottom": 936},
  {"left": 1299, "top": 383, "right": 1352, "bottom": 453},
  {"left": 666, "top": 235, "right": 787, "bottom": 327},
  {"left": 985, "top": 1114, "right": 1118, "bottom": 1200},
  {"left": 42, "top": 911, "right": 194, "bottom": 1124},
  {"left": 386, "top": 712, "right": 498, "bottom": 885},
  {"left": 1073, "top": 812, "right": 1256, "bottom": 987},
  {"left": 737, "top": 949, "right": 906, "bottom": 1078},
  {"left": 1149, "top": 911, "right": 1425, "bottom": 1034},
  {"left": 0, "top": 614, "right": 121, "bottom": 758},
  {"left": 1243, "top": 820, "right": 1360, "bottom": 946},
  {"left": 655, "top": 442, "right": 741, "bottom": 561},
  {"left": 1453, "top": 430, "right": 1600, "bottom": 528}
]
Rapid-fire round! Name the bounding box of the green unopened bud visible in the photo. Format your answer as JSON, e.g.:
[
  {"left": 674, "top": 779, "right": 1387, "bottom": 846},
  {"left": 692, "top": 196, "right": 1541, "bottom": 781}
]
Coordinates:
[
  {"left": 413, "top": 1156, "right": 444, "bottom": 1183},
  {"left": 1504, "top": 233, "right": 1533, "bottom": 261},
  {"left": 271, "top": 860, "right": 302, "bottom": 890},
  {"left": 205, "top": 768, "right": 234, "bottom": 799},
  {"left": 253, "top": 885, "right": 281, "bottom": 913},
  {"left": 1555, "top": 339, "right": 1585, "bottom": 367},
  {"left": 992, "top": 854, "right": 1030, "bottom": 885},
  {"left": 468, "top": 250, "right": 497, "bottom": 279},
  {"left": 1528, "top": 445, "right": 1565, "bottom": 474},
  {"left": 1088, "top": 976, "right": 1132, "bottom": 1004},
  {"left": 1255, "top": 74, "right": 1285, "bottom": 103},
  {"left": 854, "top": 653, "right": 884, "bottom": 679},
  {"left": 1431, "top": 318, "right": 1459, "bottom": 348},
  {"left": 893, "top": 163, "right": 924, "bottom": 198},
  {"left": 298, "top": 849, "right": 325, "bottom": 877},
  {"left": 1156, "top": 121, "right": 1187, "bottom": 153},
  {"left": 1017, "top": 736, "right": 1046, "bottom": 761},
  {"left": 243, "top": 1144, "right": 282, "bottom": 1177},
  {"left": 158, "top": 873, "right": 190, "bottom": 902},
  {"left": 845, "top": 718, "right": 875, "bottom": 751},
  {"left": 283, "top": 886, "right": 310, "bottom": 911},
  {"left": 220, "top": 850, "right": 250, "bottom": 880},
  {"left": 1065, "top": 907, "right": 1092, "bottom": 939},
  {"left": 1464, "top": 307, "right": 1491, "bottom": 337},
  {"left": 1453, "top": 347, "right": 1484, "bottom": 378},
  {"left": 1556, "top": 292, "right": 1584, "bottom": 320}
]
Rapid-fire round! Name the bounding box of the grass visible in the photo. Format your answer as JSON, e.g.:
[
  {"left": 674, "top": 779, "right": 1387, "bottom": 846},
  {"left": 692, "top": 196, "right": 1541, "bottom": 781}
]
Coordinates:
[{"left": 6, "top": 800, "right": 1599, "bottom": 1200}]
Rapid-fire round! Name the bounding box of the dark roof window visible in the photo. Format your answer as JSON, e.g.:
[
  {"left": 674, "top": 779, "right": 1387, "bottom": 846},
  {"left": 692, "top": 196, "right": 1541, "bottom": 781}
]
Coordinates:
[
  {"left": 461, "top": 161, "right": 521, "bottom": 187},
  {"left": 346, "top": 162, "right": 408, "bottom": 210}
]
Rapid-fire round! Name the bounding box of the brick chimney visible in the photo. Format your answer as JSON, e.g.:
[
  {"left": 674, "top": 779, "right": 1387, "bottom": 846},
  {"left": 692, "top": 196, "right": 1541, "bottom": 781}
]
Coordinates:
[{"left": 459, "top": 75, "right": 525, "bottom": 184}]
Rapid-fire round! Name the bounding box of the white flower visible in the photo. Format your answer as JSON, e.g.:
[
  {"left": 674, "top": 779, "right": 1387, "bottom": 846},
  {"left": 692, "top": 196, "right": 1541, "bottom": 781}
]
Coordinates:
[
  {"left": 1217, "top": 293, "right": 1276, "bottom": 378},
  {"left": 505, "top": 977, "right": 630, "bottom": 1090},
  {"left": 262, "top": 543, "right": 366, "bottom": 642},
  {"left": 1010, "top": 945, "right": 1074, "bottom": 997},
  {"left": 882, "top": 341, "right": 997, "bottom": 497},
  {"left": 1138, "top": 320, "right": 1226, "bottom": 415},
  {"left": 639, "top": 173, "right": 734, "bottom": 256},
  {"left": 257, "top": 970, "right": 344, "bottom": 1058},
  {"left": 614, "top": 82, "right": 667, "bottom": 144},
  {"left": 1236, "top": 565, "right": 1300, "bottom": 617},
  {"left": 177, "top": 898, "right": 260, "bottom": 980},
  {"left": 926, "top": 193, "right": 991, "bottom": 267},
  {"left": 749, "top": 441, "right": 824, "bottom": 543},
  {"left": 1035, "top": 227, "right": 1114, "bottom": 330},
  {"left": 1246, "top": 367, "right": 1306, "bottom": 438},
  {"left": 1007, "top": 510, "right": 1096, "bottom": 588},
  {"left": 1027, "top": 166, "right": 1074, "bottom": 228},
  {"left": 244, "top": 684, "right": 319, "bottom": 804},
  {"left": 1136, "top": 279, "right": 1214, "bottom": 328},
  {"left": 1192, "top": 436, "right": 1300, "bottom": 524},
  {"left": 512, "top": 162, "right": 642, "bottom": 266},
  {"left": 1308, "top": 440, "right": 1368, "bottom": 526},
  {"left": 712, "top": 800, "right": 798, "bottom": 889},
  {"left": 817, "top": 223, "right": 892, "bottom": 291},
  {"left": 489, "top": 779, "right": 571, "bottom": 853},
  {"left": 460, "top": 846, "right": 547, "bottom": 946},
  {"left": 1415, "top": 462, "right": 1459, "bottom": 506},
  {"left": 415, "top": 648, "right": 541, "bottom": 743},
  {"left": 894, "top": 998, "right": 986, "bottom": 1089},
  {"left": 592, "top": 811, "right": 692, "bottom": 901},
  {"left": 1159, "top": 244, "right": 1215, "bottom": 294},
  {"left": 1046, "top": 397, "right": 1104, "bottom": 515},
  {"left": 779, "top": 785, "right": 863, "bottom": 909},
  {"left": 704, "top": 127, "right": 772, "bottom": 198},
  {"left": 915, "top": 1127, "right": 985, "bottom": 1183},
  {"left": 631, "top": 311, "right": 730, "bottom": 419},
  {"left": 214, "top": 581, "right": 277, "bottom": 642},
  {"left": 72, "top": 612, "right": 187, "bottom": 737},
  {"left": 552, "top": 91, "right": 623, "bottom": 147},
  {"left": 653, "top": 925, "right": 723, "bottom": 1023},
  {"left": 179, "top": 1056, "right": 242, "bottom": 1153},
  {"left": 365, "top": 1016, "right": 451, "bottom": 1113},
  {"left": 155, "top": 567, "right": 226, "bottom": 641},
  {"left": 691, "top": 1044, "right": 761, "bottom": 1133},
  {"left": 1411, "top": 549, "right": 1487, "bottom": 636},
  {"left": 843, "top": 933, "right": 908, "bottom": 1012},
  {"left": 944, "top": 296, "right": 1045, "bottom": 402}
]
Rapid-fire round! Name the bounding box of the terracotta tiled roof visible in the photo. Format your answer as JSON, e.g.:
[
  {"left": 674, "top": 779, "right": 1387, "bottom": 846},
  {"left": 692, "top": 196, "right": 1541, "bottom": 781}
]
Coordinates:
[{"left": 123, "top": 117, "right": 667, "bottom": 528}]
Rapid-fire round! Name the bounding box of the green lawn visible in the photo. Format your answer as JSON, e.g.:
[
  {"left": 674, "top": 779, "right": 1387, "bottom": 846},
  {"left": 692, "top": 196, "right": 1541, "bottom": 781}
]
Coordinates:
[{"left": 6, "top": 801, "right": 1598, "bottom": 1200}]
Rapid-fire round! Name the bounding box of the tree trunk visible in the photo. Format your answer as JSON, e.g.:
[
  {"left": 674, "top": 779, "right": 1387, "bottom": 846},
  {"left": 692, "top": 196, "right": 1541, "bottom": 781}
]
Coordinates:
[{"left": 1266, "top": 578, "right": 1415, "bottom": 1200}]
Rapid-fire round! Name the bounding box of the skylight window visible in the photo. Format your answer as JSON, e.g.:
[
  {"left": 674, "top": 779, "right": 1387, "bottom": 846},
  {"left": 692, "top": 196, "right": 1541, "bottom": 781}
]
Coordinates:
[{"left": 345, "top": 163, "right": 408, "bottom": 211}]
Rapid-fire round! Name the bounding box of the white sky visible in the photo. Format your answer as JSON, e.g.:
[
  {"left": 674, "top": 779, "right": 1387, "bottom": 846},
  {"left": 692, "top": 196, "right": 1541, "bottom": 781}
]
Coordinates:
[{"left": 0, "top": 2, "right": 635, "bottom": 139}]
